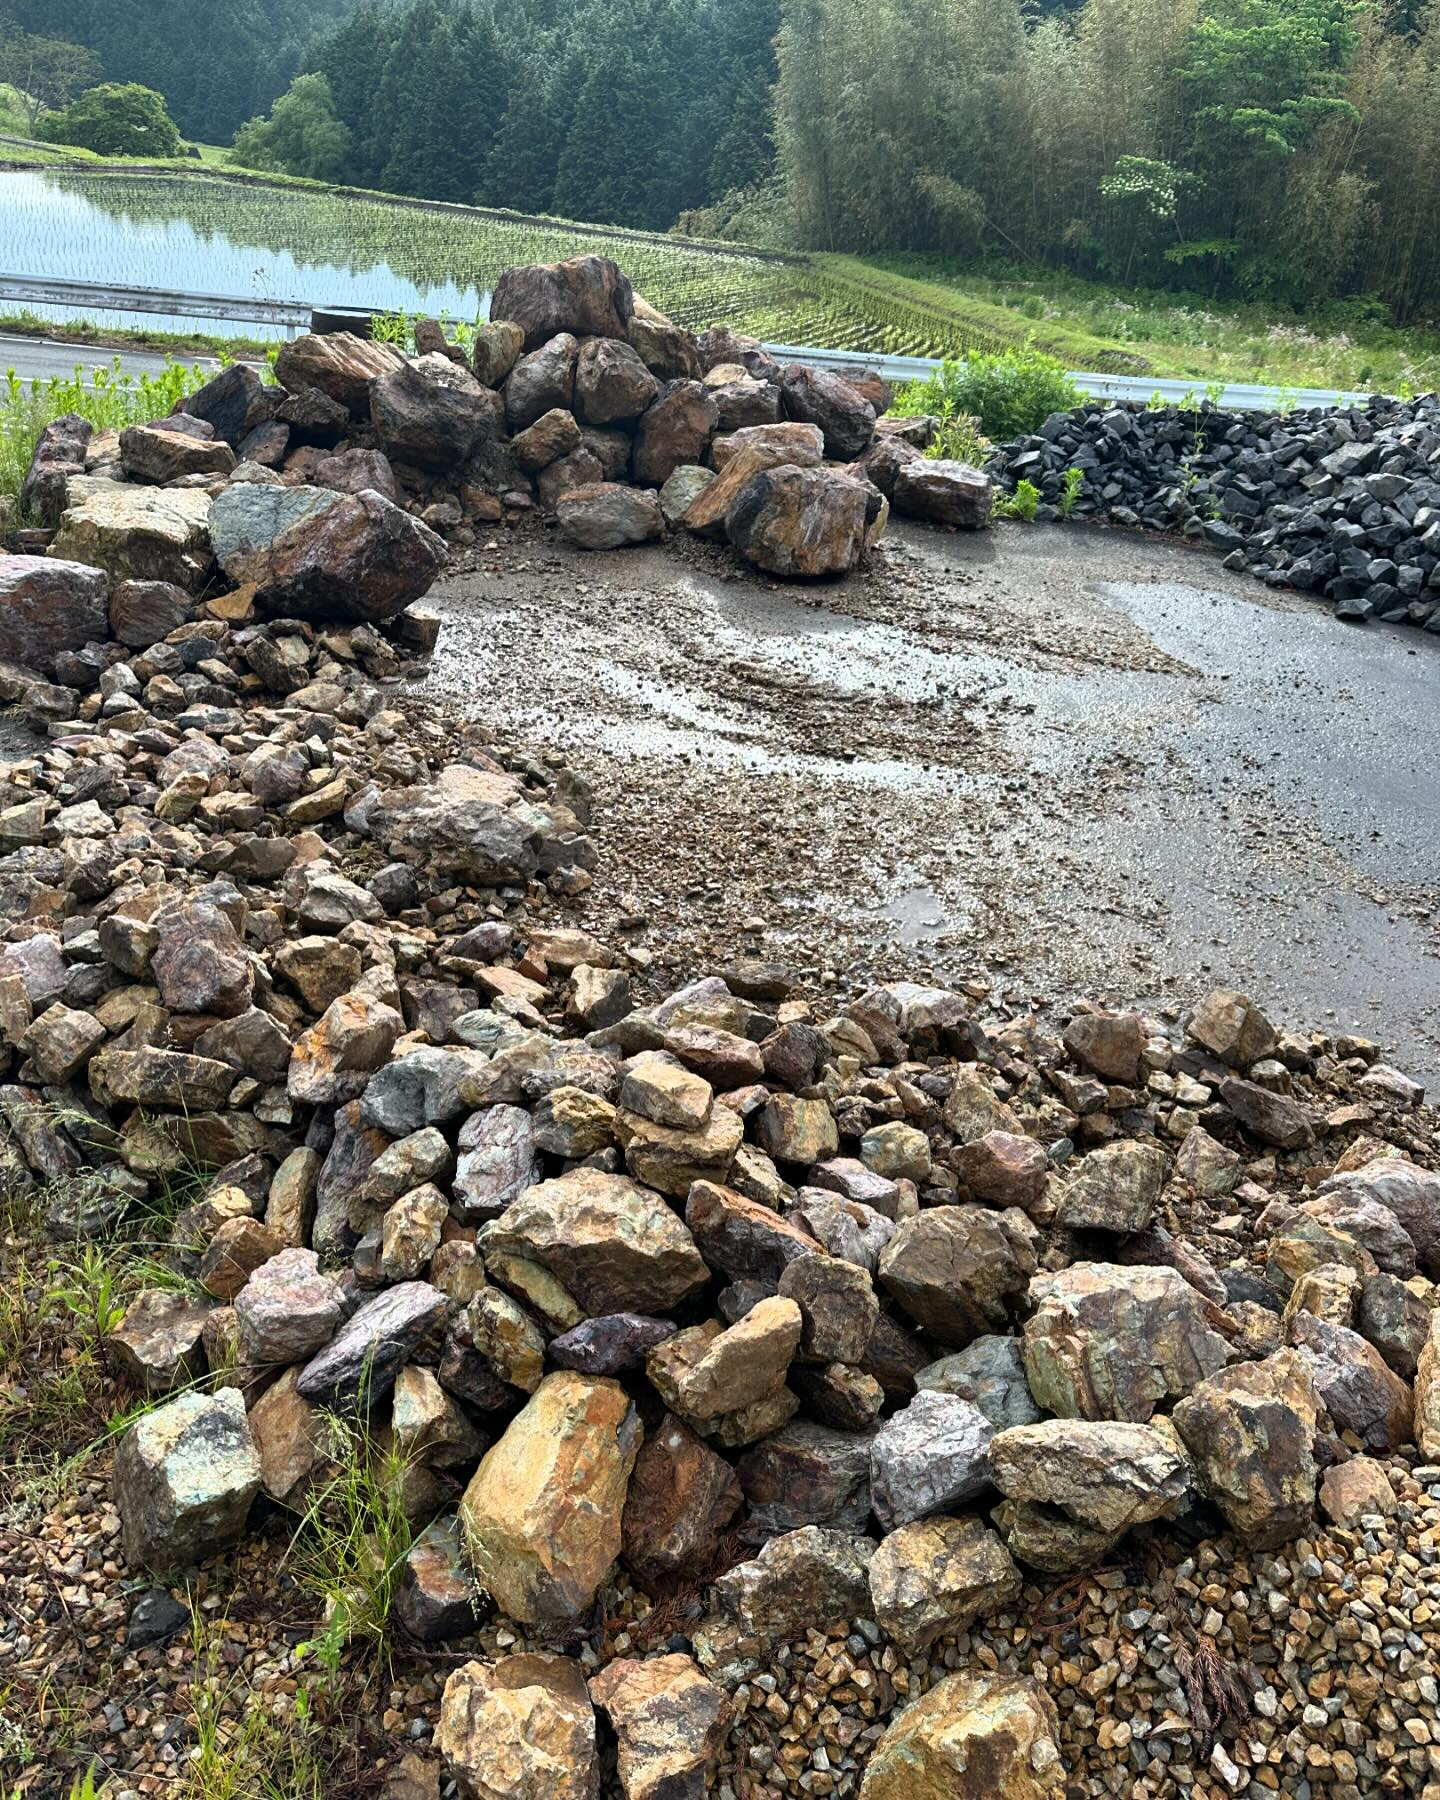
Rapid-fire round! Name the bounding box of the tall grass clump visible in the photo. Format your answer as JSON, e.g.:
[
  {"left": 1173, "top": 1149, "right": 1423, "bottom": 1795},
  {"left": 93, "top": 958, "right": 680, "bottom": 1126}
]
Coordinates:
[
  {"left": 1, "top": 358, "right": 214, "bottom": 509},
  {"left": 893, "top": 342, "right": 1082, "bottom": 444}
]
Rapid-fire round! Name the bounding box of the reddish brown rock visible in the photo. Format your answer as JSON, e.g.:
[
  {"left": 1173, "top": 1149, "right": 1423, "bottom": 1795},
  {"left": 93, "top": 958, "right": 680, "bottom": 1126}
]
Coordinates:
[
  {"left": 632, "top": 382, "right": 720, "bottom": 487},
  {"left": 273, "top": 331, "right": 406, "bottom": 416},
  {"left": 725, "top": 466, "right": 871, "bottom": 578},
  {"left": 621, "top": 1413, "right": 743, "bottom": 1592},
  {"left": 491, "top": 254, "right": 635, "bottom": 351}
]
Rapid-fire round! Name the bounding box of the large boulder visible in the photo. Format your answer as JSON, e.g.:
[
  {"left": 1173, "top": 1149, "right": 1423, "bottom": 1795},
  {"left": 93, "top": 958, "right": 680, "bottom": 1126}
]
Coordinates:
[
  {"left": 780, "top": 364, "right": 876, "bottom": 460},
  {"left": 370, "top": 353, "right": 503, "bottom": 470},
  {"left": 482, "top": 1168, "right": 710, "bottom": 1315},
  {"left": 211, "top": 485, "right": 446, "bottom": 623},
  {"left": 491, "top": 255, "right": 635, "bottom": 351},
  {"left": 632, "top": 382, "right": 719, "bottom": 487},
  {"left": 0, "top": 555, "right": 108, "bottom": 673},
  {"left": 681, "top": 442, "right": 797, "bottom": 540},
  {"left": 113, "top": 1389, "right": 261, "bottom": 1574},
  {"left": 174, "top": 363, "right": 273, "bottom": 447},
  {"left": 877, "top": 1205, "right": 1037, "bottom": 1345},
  {"left": 891, "top": 459, "right": 992, "bottom": 528},
  {"left": 555, "top": 483, "right": 663, "bottom": 550},
  {"left": 858, "top": 1671, "right": 1064, "bottom": 1800},
  {"left": 1022, "top": 1262, "right": 1231, "bottom": 1421},
  {"left": 504, "top": 333, "right": 581, "bottom": 432},
  {"left": 437, "top": 1654, "right": 599, "bottom": 1800},
  {"left": 459, "top": 1371, "right": 641, "bottom": 1623},
  {"left": 273, "top": 331, "right": 405, "bottom": 416},
  {"left": 574, "top": 337, "right": 659, "bottom": 426},
  {"left": 1172, "top": 1348, "right": 1321, "bottom": 1545},
  {"left": 725, "top": 465, "right": 872, "bottom": 578},
  {"left": 49, "top": 483, "right": 213, "bottom": 591}
]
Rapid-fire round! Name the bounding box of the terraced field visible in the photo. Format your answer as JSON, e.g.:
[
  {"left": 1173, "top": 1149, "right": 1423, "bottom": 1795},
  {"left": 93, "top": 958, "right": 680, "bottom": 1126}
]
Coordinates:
[{"left": 0, "top": 166, "right": 1146, "bottom": 369}]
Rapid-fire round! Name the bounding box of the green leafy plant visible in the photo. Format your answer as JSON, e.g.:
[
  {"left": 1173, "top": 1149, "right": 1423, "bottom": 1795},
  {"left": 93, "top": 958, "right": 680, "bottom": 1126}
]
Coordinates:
[
  {"left": 926, "top": 413, "right": 990, "bottom": 465},
  {"left": 992, "top": 478, "right": 1041, "bottom": 522},
  {"left": 893, "top": 341, "right": 1082, "bottom": 443},
  {"left": 1058, "top": 466, "right": 1085, "bottom": 518}
]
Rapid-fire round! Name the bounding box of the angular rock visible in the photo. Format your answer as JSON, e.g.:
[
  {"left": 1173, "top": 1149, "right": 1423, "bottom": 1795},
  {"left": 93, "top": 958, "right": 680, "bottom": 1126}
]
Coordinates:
[
  {"left": 511, "top": 407, "right": 583, "bottom": 473},
  {"left": 274, "top": 332, "right": 405, "bottom": 415},
  {"left": 555, "top": 483, "right": 663, "bottom": 550},
  {"left": 106, "top": 1290, "right": 211, "bottom": 1395},
  {"left": 777, "top": 1252, "right": 879, "bottom": 1362},
  {"left": 437, "top": 1653, "right": 599, "bottom": 1800},
  {"left": 248, "top": 1366, "right": 334, "bottom": 1510},
  {"left": 589, "top": 1654, "right": 727, "bottom": 1800},
  {"left": 725, "top": 466, "right": 870, "bottom": 578},
  {"left": 504, "top": 333, "right": 580, "bottom": 432},
  {"left": 780, "top": 365, "right": 876, "bottom": 461},
  {"left": 1315, "top": 1158, "right": 1440, "bottom": 1273},
  {"left": 736, "top": 1419, "right": 873, "bottom": 1533},
  {"left": 574, "top": 337, "right": 659, "bottom": 426},
  {"left": 711, "top": 421, "right": 825, "bottom": 471},
  {"left": 371, "top": 354, "right": 501, "bottom": 471},
  {"left": 685, "top": 1179, "right": 819, "bottom": 1281},
  {"left": 915, "top": 1335, "right": 1042, "bottom": 1429},
  {"left": 492, "top": 255, "right": 634, "bottom": 351},
  {"left": 1170, "top": 1347, "right": 1320, "bottom": 1545},
  {"left": 0, "top": 555, "right": 109, "bottom": 673},
  {"left": 891, "top": 459, "right": 992, "bottom": 528},
  {"left": 113, "top": 1388, "right": 260, "bottom": 1573},
  {"left": 472, "top": 318, "right": 525, "bottom": 387},
  {"left": 176, "top": 363, "right": 272, "bottom": 447},
  {"left": 951, "top": 1131, "right": 1050, "bottom": 1212},
  {"left": 1290, "top": 1312, "right": 1414, "bottom": 1451},
  {"left": 1221, "top": 1076, "right": 1316, "bottom": 1149},
  {"left": 877, "top": 1205, "right": 1037, "bottom": 1345},
  {"left": 49, "top": 484, "right": 214, "bottom": 591},
  {"left": 550, "top": 1312, "right": 677, "bottom": 1376},
  {"left": 672, "top": 1296, "right": 802, "bottom": 1416},
  {"left": 296, "top": 1280, "right": 446, "bottom": 1412},
  {"left": 991, "top": 1418, "right": 1190, "bottom": 1541},
  {"left": 615, "top": 1104, "right": 742, "bottom": 1198},
  {"left": 459, "top": 1371, "right": 640, "bottom": 1624},
  {"left": 1055, "top": 1139, "right": 1170, "bottom": 1235},
  {"left": 120, "top": 423, "right": 235, "bottom": 484},
  {"left": 395, "top": 1514, "right": 481, "bottom": 1643},
  {"left": 712, "top": 1526, "right": 874, "bottom": 1648},
  {"left": 287, "top": 991, "right": 404, "bottom": 1106},
  {"left": 1022, "top": 1263, "right": 1231, "bottom": 1421},
  {"left": 868, "top": 1515, "right": 1022, "bottom": 1651},
  {"left": 483, "top": 1168, "right": 707, "bottom": 1314},
  {"left": 1188, "top": 988, "right": 1278, "bottom": 1067},
  {"left": 858, "top": 1671, "right": 1063, "bottom": 1800},
  {"left": 622, "top": 1413, "right": 743, "bottom": 1591},
  {"left": 870, "top": 1390, "right": 994, "bottom": 1529},
  {"left": 633, "top": 382, "right": 719, "bottom": 487}
]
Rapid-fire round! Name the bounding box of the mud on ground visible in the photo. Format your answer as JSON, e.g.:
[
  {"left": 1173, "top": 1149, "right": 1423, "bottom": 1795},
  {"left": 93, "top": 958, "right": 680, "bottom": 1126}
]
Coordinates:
[{"left": 423, "top": 516, "right": 1440, "bottom": 1081}]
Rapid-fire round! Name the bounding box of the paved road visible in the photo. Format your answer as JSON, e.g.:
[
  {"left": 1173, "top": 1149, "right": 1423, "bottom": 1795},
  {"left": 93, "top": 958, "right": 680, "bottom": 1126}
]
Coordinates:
[
  {"left": 425, "top": 520, "right": 1440, "bottom": 1083},
  {"left": 0, "top": 332, "right": 251, "bottom": 383}
]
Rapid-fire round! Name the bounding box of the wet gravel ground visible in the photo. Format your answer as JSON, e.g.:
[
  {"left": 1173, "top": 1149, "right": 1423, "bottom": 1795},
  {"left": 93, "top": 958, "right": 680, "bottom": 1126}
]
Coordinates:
[{"left": 423, "top": 517, "right": 1440, "bottom": 1082}]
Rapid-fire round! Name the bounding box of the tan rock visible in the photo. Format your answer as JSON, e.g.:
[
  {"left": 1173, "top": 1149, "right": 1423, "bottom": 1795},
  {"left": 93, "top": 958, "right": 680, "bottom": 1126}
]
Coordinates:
[
  {"left": 756, "top": 1093, "right": 839, "bottom": 1165},
  {"left": 1419, "top": 1308, "right": 1440, "bottom": 1458},
  {"left": 437, "top": 1654, "right": 599, "bottom": 1800},
  {"left": 1187, "top": 988, "right": 1278, "bottom": 1068},
  {"left": 615, "top": 1103, "right": 742, "bottom": 1198},
  {"left": 248, "top": 1366, "right": 335, "bottom": 1510},
  {"left": 459, "top": 1372, "right": 640, "bottom": 1624},
  {"left": 673, "top": 1296, "right": 802, "bottom": 1415},
  {"left": 1319, "top": 1455, "right": 1396, "bottom": 1526},
  {"left": 589, "top": 1655, "right": 727, "bottom": 1800},
  {"left": 1172, "top": 1347, "right": 1321, "bottom": 1546},
  {"left": 647, "top": 1322, "right": 800, "bottom": 1447},
  {"left": 481, "top": 1168, "right": 709, "bottom": 1315},
  {"left": 859, "top": 1670, "right": 1064, "bottom": 1799},
  {"left": 869, "top": 1515, "right": 1022, "bottom": 1651}
]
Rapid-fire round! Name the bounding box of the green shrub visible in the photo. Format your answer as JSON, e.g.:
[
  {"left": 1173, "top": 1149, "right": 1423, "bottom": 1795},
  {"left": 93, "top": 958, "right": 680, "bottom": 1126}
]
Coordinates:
[
  {"left": 893, "top": 341, "right": 1081, "bottom": 442},
  {"left": 36, "top": 83, "right": 181, "bottom": 159}
]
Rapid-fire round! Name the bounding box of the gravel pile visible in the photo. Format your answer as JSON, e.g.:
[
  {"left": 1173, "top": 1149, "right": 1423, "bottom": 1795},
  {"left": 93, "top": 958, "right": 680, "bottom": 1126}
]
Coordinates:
[{"left": 995, "top": 393, "right": 1440, "bottom": 634}]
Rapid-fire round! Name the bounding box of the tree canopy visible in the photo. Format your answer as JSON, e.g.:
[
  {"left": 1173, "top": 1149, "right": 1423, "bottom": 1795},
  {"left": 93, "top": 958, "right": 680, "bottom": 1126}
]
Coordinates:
[{"left": 35, "top": 80, "right": 181, "bottom": 158}]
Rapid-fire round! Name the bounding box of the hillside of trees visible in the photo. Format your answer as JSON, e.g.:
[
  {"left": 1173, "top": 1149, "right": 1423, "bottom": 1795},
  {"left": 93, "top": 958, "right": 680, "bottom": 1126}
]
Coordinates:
[
  {"left": 2, "top": 0, "right": 361, "bottom": 141},
  {"left": 4, "top": 0, "right": 1438, "bottom": 325}
]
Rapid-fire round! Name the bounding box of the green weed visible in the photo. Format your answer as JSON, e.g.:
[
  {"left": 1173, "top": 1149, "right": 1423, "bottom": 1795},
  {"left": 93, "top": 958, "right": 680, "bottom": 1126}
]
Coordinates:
[
  {"left": 893, "top": 343, "right": 1081, "bottom": 444},
  {"left": 1058, "top": 466, "right": 1085, "bottom": 519}
]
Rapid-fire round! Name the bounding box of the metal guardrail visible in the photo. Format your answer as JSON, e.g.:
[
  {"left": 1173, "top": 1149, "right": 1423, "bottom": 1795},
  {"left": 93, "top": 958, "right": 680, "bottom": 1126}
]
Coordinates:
[
  {"left": 0, "top": 274, "right": 372, "bottom": 338},
  {"left": 759, "top": 340, "right": 1378, "bottom": 414},
  {"left": 0, "top": 275, "right": 1382, "bottom": 413}
]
